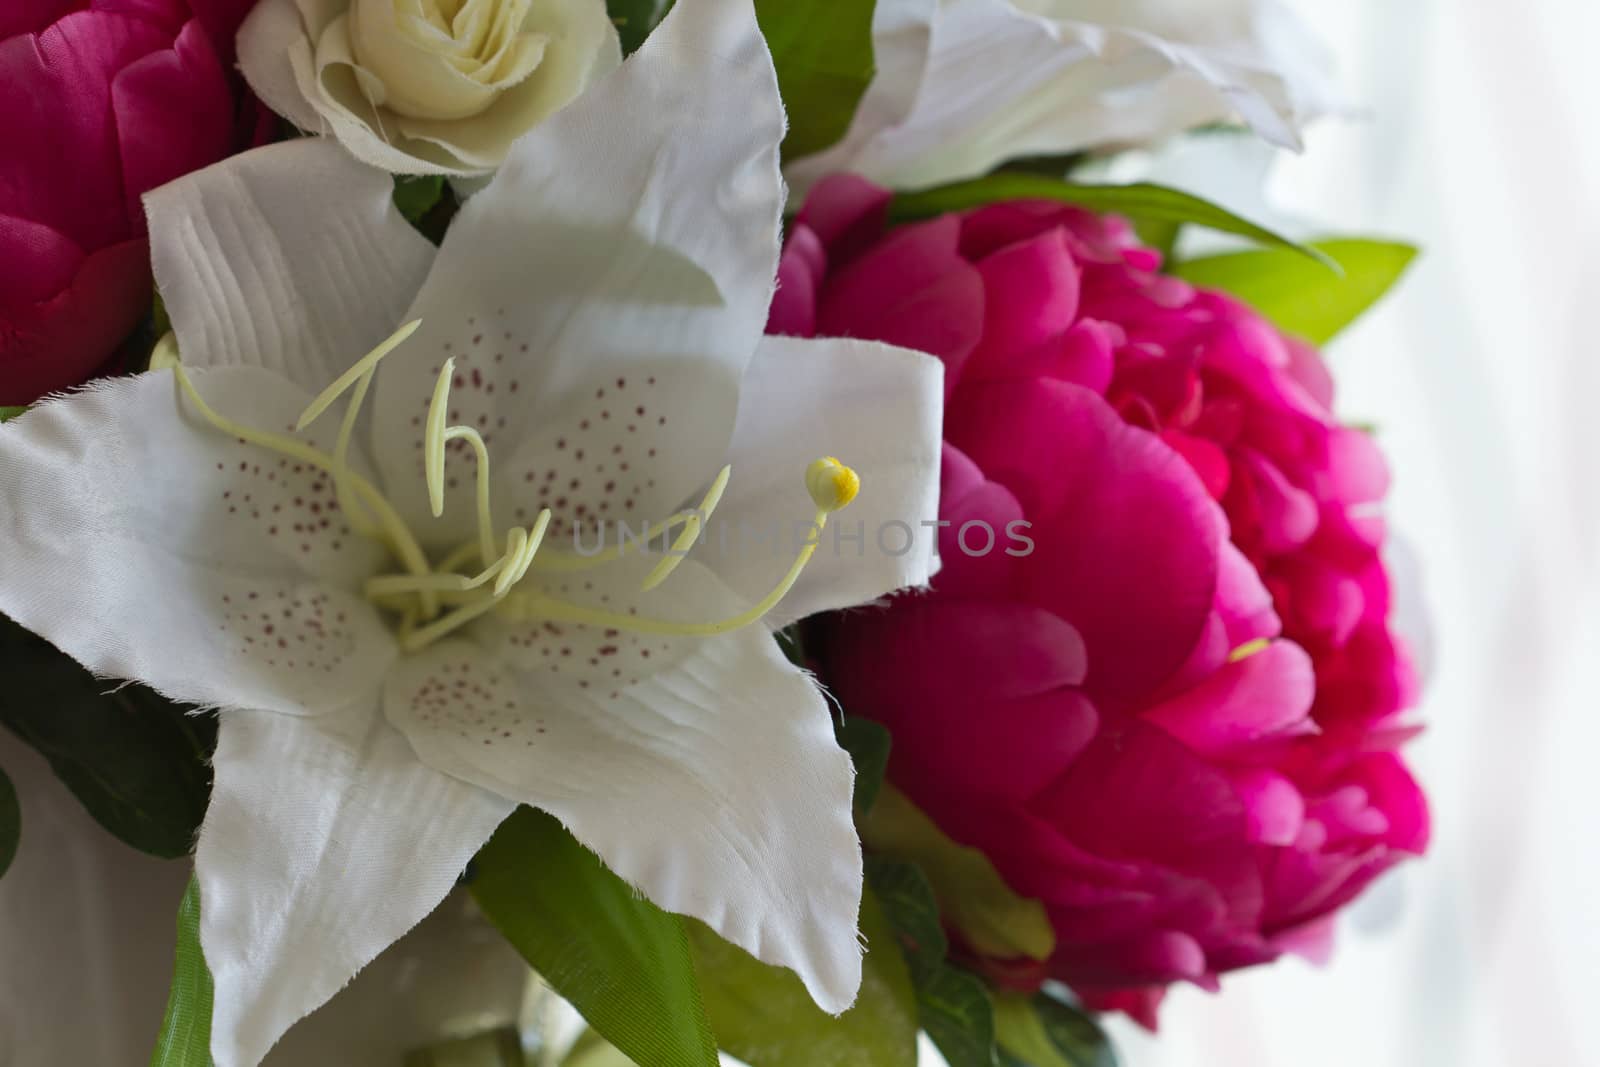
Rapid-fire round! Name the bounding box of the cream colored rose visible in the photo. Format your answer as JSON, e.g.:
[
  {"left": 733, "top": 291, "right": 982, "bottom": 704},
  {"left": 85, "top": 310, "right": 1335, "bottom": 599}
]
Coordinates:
[{"left": 238, "top": 0, "right": 622, "bottom": 176}]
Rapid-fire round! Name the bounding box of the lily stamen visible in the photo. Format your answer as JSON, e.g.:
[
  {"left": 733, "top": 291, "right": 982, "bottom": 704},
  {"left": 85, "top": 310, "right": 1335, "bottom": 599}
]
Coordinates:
[{"left": 166, "top": 322, "right": 860, "bottom": 654}]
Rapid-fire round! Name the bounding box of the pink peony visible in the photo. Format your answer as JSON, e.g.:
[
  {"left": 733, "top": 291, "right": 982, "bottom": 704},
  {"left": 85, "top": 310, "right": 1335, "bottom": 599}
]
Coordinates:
[
  {"left": 775, "top": 176, "right": 1430, "bottom": 1024},
  {"left": 0, "top": 0, "right": 265, "bottom": 405}
]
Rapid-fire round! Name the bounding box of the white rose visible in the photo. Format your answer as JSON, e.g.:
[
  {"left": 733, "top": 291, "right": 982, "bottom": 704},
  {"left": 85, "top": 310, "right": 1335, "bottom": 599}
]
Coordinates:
[
  {"left": 239, "top": 0, "right": 622, "bottom": 176},
  {"left": 786, "top": 0, "right": 1342, "bottom": 195}
]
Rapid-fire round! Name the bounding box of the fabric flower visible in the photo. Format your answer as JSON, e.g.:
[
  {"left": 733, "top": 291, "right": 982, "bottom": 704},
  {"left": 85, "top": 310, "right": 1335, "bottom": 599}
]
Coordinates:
[
  {"left": 0, "top": 0, "right": 265, "bottom": 406},
  {"left": 775, "top": 177, "right": 1428, "bottom": 1023},
  {"left": 238, "top": 0, "right": 620, "bottom": 175},
  {"left": 0, "top": 6, "right": 943, "bottom": 1064},
  {"left": 785, "top": 0, "right": 1341, "bottom": 195}
]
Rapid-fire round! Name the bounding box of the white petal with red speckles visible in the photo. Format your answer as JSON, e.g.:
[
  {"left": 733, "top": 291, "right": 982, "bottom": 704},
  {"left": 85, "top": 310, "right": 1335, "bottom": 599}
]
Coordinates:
[
  {"left": 0, "top": 369, "right": 395, "bottom": 717},
  {"left": 383, "top": 616, "right": 865, "bottom": 1015},
  {"left": 368, "top": 0, "right": 787, "bottom": 550}
]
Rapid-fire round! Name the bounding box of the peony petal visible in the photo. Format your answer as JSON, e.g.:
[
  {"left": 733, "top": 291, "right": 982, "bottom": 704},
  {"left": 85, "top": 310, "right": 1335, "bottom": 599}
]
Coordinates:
[
  {"left": 1229, "top": 768, "right": 1306, "bottom": 847},
  {"left": 199, "top": 704, "right": 515, "bottom": 1067},
  {"left": 1143, "top": 639, "right": 1316, "bottom": 757},
  {"left": 817, "top": 214, "right": 986, "bottom": 377},
  {"left": 0, "top": 214, "right": 83, "bottom": 305},
  {"left": 369, "top": 0, "right": 785, "bottom": 549},
  {"left": 385, "top": 615, "right": 864, "bottom": 1013},
  {"left": 111, "top": 18, "right": 236, "bottom": 224},
  {"left": 0, "top": 10, "right": 172, "bottom": 248},
  {"left": 0, "top": 0, "right": 81, "bottom": 38},
  {"left": 948, "top": 378, "right": 1220, "bottom": 708},
  {"left": 787, "top": 0, "right": 1338, "bottom": 192},
  {"left": 706, "top": 335, "right": 943, "bottom": 627},
  {"left": 145, "top": 137, "right": 436, "bottom": 395},
  {"left": 931, "top": 441, "right": 1029, "bottom": 597},
  {"left": 1030, "top": 716, "right": 1264, "bottom": 933},
  {"left": 794, "top": 173, "right": 894, "bottom": 260},
  {"left": 0, "top": 237, "right": 150, "bottom": 406},
  {"left": 769, "top": 226, "right": 824, "bottom": 338},
  {"left": 0, "top": 369, "right": 394, "bottom": 716},
  {"left": 966, "top": 228, "right": 1082, "bottom": 377},
  {"left": 823, "top": 598, "right": 1094, "bottom": 804}
]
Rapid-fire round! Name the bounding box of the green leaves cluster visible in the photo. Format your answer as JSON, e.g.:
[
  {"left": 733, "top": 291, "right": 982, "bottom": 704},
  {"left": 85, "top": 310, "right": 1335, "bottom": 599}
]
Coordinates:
[{"left": 0, "top": 616, "right": 215, "bottom": 863}]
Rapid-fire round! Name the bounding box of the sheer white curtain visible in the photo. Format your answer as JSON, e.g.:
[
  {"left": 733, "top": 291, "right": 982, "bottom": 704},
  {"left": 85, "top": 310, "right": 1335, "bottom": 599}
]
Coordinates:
[{"left": 1116, "top": 2, "right": 1600, "bottom": 1064}]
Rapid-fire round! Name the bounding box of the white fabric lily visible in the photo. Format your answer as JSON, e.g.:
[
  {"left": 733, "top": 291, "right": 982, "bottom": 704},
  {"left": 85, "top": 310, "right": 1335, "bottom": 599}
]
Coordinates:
[
  {"left": 0, "top": 2, "right": 943, "bottom": 1064},
  {"left": 786, "top": 0, "right": 1342, "bottom": 195}
]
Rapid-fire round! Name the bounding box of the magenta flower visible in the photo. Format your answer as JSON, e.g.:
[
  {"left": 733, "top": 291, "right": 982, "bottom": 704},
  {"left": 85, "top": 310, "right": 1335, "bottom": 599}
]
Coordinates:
[
  {"left": 0, "top": 0, "right": 265, "bottom": 405},
  {"left": 775, "top": 176, "right": 1430, "bottom": 1024}
]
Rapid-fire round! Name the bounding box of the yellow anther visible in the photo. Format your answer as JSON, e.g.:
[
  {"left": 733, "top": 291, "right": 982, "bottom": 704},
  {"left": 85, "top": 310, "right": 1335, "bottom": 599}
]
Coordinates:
[
  {"left": 806, "top": 456, "right": 860, "bottom": 513},
  {"left": 1228, "top": 638, "right": 1271, "bottom": 664}
]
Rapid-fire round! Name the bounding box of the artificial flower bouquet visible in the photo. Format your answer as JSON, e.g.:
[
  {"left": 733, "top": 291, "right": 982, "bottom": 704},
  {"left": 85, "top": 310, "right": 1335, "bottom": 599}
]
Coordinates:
[{"left": 0, "top": 0, "right": 1428, "bottom": 1064}]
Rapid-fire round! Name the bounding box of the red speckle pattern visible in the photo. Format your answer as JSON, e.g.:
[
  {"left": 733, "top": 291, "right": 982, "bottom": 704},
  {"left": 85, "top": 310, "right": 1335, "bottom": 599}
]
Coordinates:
[
  {"left": 492, "top": 574, "right": 680, "bottom": 690},
  {"left": 398, "top": 656, "right": 547, "bottom": 747}
]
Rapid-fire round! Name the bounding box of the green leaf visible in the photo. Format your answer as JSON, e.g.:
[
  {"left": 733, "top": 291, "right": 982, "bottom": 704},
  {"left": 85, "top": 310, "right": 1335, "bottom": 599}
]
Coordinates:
[
  {"left": 889, "top": 176, "right": 1332, "bottom": 267},
  {"left": 470, "top": 807, "right": 718, "bottom": 1067},
  {"left": 0, "top": 764, "right": 18, "bottom": 878},
  {"left": 149, "top": 878, "right": 214, "bottom": 1067},
  {"left": 867, "top": 859, "right": 998, "bottom": 1067},
  {"left": 0, "top": 617, "right": 216, "bottom": 858},
  {"left": 1132, "top": 218, "right": 1182, "bottom": 262},
  {"left": 862, "top": 786, "right": 1054, "bottom": 962},
  {"left": 688, "top": 887, "right": 918, "bottom": 1067},
  {"left": 754, "top": 0, "right": 876, "bottom": 159},
  {"left": 394, "top": 175, "right": 446, "bottom": 225},
  {"left": 993, "top": 994, "right": 1117, "bottom": 1067},
  {"left": 1173, "top": 238, "right": 1418, "bottom": 345},
  {"left": 865, "top": 857, "right": 948, "bottom": 961},
  {"left": 0, "top": 406, "right": 25, "bottom": 422},
  {"left": 608, "top": 0, "right": 665, "bottom": 54},
  {"left": 914, "top": 964, "right": 998, "bottom": 1067},
  {"left": 774, "top": 627, "right": 807, "bottom": 668},
  {"left": 836, "top": 716, "right": 890, "bottom": 814}
]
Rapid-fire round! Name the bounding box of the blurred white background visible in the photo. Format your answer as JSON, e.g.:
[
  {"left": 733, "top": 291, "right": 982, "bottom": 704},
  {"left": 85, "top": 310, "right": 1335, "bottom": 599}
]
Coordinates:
[
  {"left": 5, "top": 1, "right": 1598, "bottom": 1064},
  {"left": 1115, "top": 1, "right": 1600, "bottom": 1064}
]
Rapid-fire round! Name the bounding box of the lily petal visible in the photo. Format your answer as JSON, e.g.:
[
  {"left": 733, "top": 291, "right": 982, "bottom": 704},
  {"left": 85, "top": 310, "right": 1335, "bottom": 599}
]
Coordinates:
[
  {"left": 386, "top": 621, "right": 864, "bottom": 1013},
  {"left": 370, "top": 0, "right": 785, "bottom": 548},
  {"left": 710, "top": 334, "right": 944, "bottom": 627},
  {"left": 0, "top": 369, "right": 394, "bottom": 716},
  {"left": 787, "top": 0, "right": 1339, "bottom": 194},
  {"left": 200, "top": 704, "right": 515, "bottom": 1067},
  {"left": 145, "top": 136, "right": 435, "bottom": 394}
]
